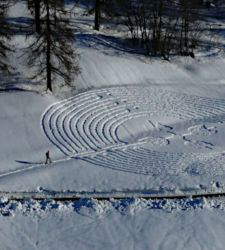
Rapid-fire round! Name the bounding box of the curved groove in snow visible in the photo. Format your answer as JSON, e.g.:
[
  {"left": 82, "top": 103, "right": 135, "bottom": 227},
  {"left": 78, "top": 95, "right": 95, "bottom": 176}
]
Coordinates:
[{"left": 42, "top": 86, "right": 225, "bottom": 175}]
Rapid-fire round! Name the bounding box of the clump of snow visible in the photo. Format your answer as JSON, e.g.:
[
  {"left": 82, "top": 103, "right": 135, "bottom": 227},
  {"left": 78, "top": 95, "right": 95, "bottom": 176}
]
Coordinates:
[
  {"left": 37, "top": 186, "right": 44, "bottom": 192},
  {"left": 0, "top": 196, "right": 9, "bottom": 204},
  {"left": 211, "top": 181, "right": 222, "bottom": 192}
]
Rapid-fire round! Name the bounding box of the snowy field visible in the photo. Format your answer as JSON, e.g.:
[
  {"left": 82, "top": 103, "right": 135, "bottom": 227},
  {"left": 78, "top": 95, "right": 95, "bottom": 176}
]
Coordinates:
[
  {"left": 1, "top": 196, "right": 225, "bottom": 250},
  {"left": 3, "top": 20, "right": 225, "bottom": 193},
  {"left": 2, "top": 1, "right": 225, "bottom": 249}
]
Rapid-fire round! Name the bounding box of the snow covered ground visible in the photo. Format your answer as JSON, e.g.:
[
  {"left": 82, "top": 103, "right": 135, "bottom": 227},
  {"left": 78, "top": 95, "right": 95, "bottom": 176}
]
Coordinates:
[
  {"left": 1, "top": 196, "right": 225, "bottom": 250},
  {"left": 2, "top": 4, "right": 225, "bottom": 194},
  {"left": 2, "top": 1, "right": 225, "bottom": 249},
  {"left": 4, "top": 84, "right": 225, "bottom": 193}
]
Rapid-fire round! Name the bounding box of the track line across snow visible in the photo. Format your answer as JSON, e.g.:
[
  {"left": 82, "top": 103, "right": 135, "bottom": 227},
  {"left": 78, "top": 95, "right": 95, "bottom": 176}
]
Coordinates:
[
  {"left": 1, "top": 189, "right": 225, "bottom": 201},
  {"left": 41, "top": 86, "right": 225, "bottom": 175}
]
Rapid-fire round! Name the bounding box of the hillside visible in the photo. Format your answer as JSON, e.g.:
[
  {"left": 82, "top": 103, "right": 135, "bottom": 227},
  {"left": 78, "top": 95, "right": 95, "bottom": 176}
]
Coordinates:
[{"left": 1, "top": 1, "right": 225, "bottom": 249}]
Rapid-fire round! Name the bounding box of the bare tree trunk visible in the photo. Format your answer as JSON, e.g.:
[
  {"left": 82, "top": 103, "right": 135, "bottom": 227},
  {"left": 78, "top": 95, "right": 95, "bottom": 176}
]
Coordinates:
[
  {"left": 94, "top": 0, "right": 101, "bottom": 31},
  {"left": 152, "top": 10, "right": 157, "bottom": 55},
  {"left": 156, "top": 0, "right": 163, "bottom": 53},
  {"left": 46, "top": 0, "right": 52, "bottom": 92},
  {"left": 34, "top": 0, "right": 41, "bottom": 33},
  {"left": 184, "top": 1, "right": 189, "bottom": 52}
]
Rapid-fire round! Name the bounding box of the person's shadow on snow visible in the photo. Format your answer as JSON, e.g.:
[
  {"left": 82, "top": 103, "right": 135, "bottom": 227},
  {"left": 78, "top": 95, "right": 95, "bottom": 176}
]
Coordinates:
[{"left": 15, "top": 160, "right": 42, "bottom": 165}]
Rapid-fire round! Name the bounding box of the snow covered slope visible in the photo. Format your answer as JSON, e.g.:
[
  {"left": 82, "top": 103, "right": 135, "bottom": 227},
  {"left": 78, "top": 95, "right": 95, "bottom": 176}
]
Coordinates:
[
  {"left": 3, "top": 84, "right": 225, "bottom": 194},
  {"left": 1, "top": 3, "right": 225, "bottom": 195},
  {"left": 2, "top": 2, "right": 225, "bottom": 250},
  {"left": 1, "top": 196, "right": 225, "bottom": 250},
  {"left": 0, "top": 91, "right": 56, "bottom": 171}
]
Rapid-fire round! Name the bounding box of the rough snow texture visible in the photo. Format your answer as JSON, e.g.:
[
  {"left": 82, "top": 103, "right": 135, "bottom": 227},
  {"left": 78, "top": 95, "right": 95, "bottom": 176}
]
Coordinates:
[
  {"left": 1, "top": 197, "right": 225, "bottom": 250},
  {"left": 1, "top": 3, "right": 225, "bottom": 195},
  {"left": 42, "top": 86, "right": 225, "bottom": 177},
  {"left": 2, "top": 3, "right": 225, "bottom": 249}
]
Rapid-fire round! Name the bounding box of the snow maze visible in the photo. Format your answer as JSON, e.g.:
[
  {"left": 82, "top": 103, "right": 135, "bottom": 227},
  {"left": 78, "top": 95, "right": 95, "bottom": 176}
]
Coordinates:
[{"left": 42, "top": 86, "right": 225, "bottom": 175}]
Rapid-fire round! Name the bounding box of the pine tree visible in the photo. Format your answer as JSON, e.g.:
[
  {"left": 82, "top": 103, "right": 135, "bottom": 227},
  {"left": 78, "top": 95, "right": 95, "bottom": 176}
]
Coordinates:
[{"left": 27, "top": 0, "right": 80, "bottom": 92}]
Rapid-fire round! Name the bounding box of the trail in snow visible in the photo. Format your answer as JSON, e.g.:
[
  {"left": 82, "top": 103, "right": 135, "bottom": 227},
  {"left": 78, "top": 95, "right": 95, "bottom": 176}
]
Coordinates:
[
  {"left": 0, "top": 135, "right": 169, "bottom": 180},
  {"left": 1, "top": 189, "right": 225, "bottom": 201},
  {"left": 41, "top": 86, "right": 225, "bottom": 176},
  {"left": 4, "top": 85, "right": 225, "bottom": 180}
]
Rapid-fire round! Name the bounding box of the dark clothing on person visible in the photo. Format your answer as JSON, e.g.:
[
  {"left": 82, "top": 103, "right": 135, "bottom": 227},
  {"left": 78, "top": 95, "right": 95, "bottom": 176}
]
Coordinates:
[{"left": 45, "top": 150, "right": 52, "bottom": 164}]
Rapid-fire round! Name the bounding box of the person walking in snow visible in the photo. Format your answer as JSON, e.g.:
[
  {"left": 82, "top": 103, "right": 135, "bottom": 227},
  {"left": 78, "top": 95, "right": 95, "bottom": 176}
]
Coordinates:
[{"left": 45, "top": 150, "right": 52, "bottom": 164}]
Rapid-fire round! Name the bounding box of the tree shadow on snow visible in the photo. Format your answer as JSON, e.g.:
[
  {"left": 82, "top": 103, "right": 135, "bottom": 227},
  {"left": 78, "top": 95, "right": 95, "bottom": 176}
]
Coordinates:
[
  {"left": 0, "top": 73, "right": 41, "bottom": 94},
  {"left": 76, "top": 33, "right": 145, "bottom": 56}
]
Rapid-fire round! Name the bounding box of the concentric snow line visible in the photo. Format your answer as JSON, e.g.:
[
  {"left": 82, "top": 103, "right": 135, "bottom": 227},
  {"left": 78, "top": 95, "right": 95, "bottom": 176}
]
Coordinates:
[
  {"left": 42, "top": 87, "right": 225, "bottom": 158},
  {"left": 82, "top": 99, "right": 128, "bottom": 146},
  {"left": 42, "top": 92, "right": 106, "bottom": 154},
  {"left": 41, "top": 89, "right": 148, "bottom": 157},
  {"left": 41, "top": 89, "right": 109, "bottom": 155},
  {"left": 69, "top": 98, "right": 118, "bottom": 151},
  {"left": 41, "top": 86, "right": 225, "bottom": 175},
  {"left": 81, "top": 148, "right": 184, "bottom": 175}
]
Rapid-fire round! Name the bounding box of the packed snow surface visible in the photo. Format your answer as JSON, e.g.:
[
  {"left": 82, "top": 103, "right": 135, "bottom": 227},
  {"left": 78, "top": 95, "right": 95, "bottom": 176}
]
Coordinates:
[
  {"left": 2, "top": 84, "right": 225, "bottom": 193},
  {"left": 1, "top": 196, "right": 225, "bottom": 250},
  {"left": 2, "top": 2, "right": 225, "bottom": 249}
]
